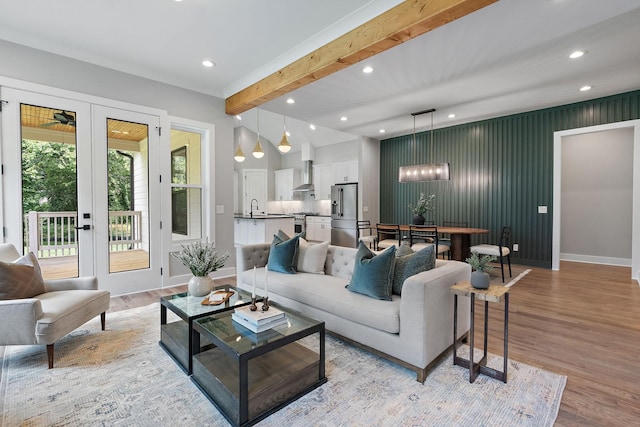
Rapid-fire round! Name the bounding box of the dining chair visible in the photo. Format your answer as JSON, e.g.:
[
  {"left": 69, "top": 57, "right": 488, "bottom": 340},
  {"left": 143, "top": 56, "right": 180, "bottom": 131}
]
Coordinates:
[
  {"left": 375, "top": 223, "right": 401, "bottom": 250},
  {"left": 408, "top": 225, "right": 450, "bottom": 258},
  {"left": 357, "top": 220, "right": 377, "bottom": 249},
  {"left": 470, "top": 226, "right": 512, "bottom": 282},
  {"left": 440, "top": 221, "right": 468, "bottom": 259}
]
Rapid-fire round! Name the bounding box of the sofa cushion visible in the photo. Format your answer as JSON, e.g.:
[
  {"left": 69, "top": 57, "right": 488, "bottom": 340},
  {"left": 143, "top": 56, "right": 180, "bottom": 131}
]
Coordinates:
[
  {"left": 297, "top": 238, "right": 329, "bottom": 274},
  {"left": 267, "top": 234, "right": 300, "bottom": 274},
  {"left": 346, "top": 243, "right": 396, "bottom": 301},
  {"left": 392, "top": 245, "right": 436, "bottom": 295},
  {"left": 239, "top": 268, "right": 400, "bottom": 334},
  {"left": 0, "top": 252, "right": 46, "bottom": 300},
  {"left": 324, "top": 246, "right": 357, "bottom": 279}
]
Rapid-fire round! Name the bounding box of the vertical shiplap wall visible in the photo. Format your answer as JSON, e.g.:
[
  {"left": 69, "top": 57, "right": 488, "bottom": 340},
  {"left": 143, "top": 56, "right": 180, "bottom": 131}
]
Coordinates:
[{"left": 380, "top": 90, "right": 640, "bottom": 267}]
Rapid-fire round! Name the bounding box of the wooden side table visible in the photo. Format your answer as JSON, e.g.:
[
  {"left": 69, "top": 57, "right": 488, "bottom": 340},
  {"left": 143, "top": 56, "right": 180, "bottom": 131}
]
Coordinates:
[{"left": 450, "top": 281, "right": 510, "bottom": 383}]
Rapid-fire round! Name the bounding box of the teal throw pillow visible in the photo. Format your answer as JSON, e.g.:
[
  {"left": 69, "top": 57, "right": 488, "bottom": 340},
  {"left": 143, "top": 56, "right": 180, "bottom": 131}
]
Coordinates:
[
  {"left": 346, "top": 242, "right": 396, "bottom": 301},
  {"left": 392, "top": 244, "right": 436, "bottom": 295},
  {"left": 267, "top": 234, "right": 300, "bottom": 274},
  {"left": 275, "top": 229, "right": 305, "bottom": 243}
]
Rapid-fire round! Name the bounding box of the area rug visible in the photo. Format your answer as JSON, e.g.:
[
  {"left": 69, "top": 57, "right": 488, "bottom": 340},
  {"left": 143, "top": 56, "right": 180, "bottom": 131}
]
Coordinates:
[{"left": 0, "top": 303, "right": 565, "bottom": 427}]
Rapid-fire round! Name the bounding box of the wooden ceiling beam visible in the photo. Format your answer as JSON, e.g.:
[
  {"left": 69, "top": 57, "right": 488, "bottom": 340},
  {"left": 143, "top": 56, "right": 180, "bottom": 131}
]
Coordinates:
[{"left": 225, "top": 0, "right": 497, "bottom": 116}]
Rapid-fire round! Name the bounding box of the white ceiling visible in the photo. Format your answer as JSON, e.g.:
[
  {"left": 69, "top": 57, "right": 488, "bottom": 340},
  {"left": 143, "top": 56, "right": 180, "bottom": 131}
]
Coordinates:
[{"left": 1, "top": 0, "right": 639, "bottom": 151}]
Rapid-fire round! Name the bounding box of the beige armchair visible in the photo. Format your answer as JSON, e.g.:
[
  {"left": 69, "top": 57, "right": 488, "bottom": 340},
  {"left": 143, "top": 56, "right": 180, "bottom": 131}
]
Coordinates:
[{"left": 0, "top": 244, "right": 110, "bottom": 368}]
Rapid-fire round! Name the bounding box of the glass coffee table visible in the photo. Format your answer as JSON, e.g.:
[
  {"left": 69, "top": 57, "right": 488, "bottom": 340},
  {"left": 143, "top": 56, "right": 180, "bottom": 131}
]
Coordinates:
[
  {"left": 159, "top": 284, "right": 254, "bottom": 374},
  {"left": 191, "top": 302, "right": 326, "bottom": 427}
]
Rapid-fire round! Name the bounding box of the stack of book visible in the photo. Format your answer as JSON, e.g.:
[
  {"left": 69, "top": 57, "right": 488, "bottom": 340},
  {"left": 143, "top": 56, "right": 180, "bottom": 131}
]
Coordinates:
[{"left": 232, "top": 305, "right": 288, "bottom": 333}]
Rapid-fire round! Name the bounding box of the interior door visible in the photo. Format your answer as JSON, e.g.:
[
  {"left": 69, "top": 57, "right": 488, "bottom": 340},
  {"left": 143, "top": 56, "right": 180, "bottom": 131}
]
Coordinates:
[
  {"left": 92, "top": 105, "right": 161, "bottom": 294},
  {"left": 0, "top": 88, "right": 94, "bottom": 278}
]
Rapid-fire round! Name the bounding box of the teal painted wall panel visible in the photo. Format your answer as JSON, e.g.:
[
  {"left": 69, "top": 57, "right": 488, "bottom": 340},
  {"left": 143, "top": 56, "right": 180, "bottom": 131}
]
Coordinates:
[{"left": 380, "top": 90, "right": 640, "bottom": 267}]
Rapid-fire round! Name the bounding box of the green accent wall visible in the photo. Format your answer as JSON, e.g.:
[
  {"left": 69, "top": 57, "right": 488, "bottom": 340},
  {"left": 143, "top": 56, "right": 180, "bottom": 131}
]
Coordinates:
[{"left": 380, "top": 90, "right": 640, "bottom": 267}]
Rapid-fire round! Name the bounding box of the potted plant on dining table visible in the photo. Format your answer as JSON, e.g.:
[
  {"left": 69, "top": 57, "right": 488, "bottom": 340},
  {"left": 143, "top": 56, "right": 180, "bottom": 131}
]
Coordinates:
[{"left": 409, "top": 193, "right": 435, "bottom": 225}]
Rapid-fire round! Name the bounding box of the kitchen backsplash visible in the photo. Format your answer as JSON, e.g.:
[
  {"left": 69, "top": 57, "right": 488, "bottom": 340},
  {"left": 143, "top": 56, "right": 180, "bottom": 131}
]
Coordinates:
[{"left": 267, "top": 199, "right": 331, "bottom": 216}]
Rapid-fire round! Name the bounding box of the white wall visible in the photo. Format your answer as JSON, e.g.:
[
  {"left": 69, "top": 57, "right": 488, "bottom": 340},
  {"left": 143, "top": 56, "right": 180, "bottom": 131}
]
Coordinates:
[{"left": 561, "top": 128, "right": 633, "bottom": 264}]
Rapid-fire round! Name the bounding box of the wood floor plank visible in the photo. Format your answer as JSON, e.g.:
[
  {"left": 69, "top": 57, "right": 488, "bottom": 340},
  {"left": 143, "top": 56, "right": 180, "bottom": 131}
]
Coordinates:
[{"left": 108, "top": 262, "right": 640, "bottom": 425}]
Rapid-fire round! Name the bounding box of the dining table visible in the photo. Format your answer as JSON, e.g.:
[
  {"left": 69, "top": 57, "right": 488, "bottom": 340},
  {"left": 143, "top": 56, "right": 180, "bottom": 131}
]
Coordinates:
[{"left": 399, "top": 225, "right": 489, "bottom": 262}]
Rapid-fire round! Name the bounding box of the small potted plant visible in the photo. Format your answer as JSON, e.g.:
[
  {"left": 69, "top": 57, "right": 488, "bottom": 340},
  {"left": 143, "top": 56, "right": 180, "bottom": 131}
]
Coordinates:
[
  {"left": 172, "top": 240, "right": 230, "bottom": 297},
  {"left": 408, "top": 193, "right": 435, "bottom": 225},
  {"left": 465, "top": 250, "right": 497, "bottom": 289}
]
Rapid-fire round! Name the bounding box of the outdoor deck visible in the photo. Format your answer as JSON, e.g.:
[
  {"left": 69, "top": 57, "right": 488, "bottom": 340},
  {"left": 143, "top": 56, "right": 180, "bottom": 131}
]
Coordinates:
[{"left": 37, "top": 249, "right": 150, "bottom": 280}]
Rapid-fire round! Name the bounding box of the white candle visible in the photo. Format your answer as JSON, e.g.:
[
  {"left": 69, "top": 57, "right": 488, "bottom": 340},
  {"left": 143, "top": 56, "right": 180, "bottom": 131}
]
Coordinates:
[
  {"left": 252, "top": 265, "right": 256, "bottom": 298},
  {"left": 265, "top": 264, "right": 269, "bottom": 298}
]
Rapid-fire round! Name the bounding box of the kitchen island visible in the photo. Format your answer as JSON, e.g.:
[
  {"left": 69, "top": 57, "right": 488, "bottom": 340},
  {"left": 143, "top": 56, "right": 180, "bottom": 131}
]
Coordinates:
[{"left": 233, "top": 214, "right": 294, "bottom": 246}]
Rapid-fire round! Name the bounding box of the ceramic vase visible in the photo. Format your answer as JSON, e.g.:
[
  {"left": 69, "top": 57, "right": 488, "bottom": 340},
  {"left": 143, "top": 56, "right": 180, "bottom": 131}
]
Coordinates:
[
  {"left": 470, "top": 270, "right": 490, "bottom": 289},
  {"left": 412, "top": 215, "right": 425, "bottom": 225},
  {"left": 188, "top": 275, "right": 214, "bottom": 297}
]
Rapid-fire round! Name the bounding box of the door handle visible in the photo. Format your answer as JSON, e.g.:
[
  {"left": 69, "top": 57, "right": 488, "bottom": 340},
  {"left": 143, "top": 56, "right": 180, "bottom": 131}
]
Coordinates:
[{"left": 75, "top": 224, "right": 91, "bottom": 230}]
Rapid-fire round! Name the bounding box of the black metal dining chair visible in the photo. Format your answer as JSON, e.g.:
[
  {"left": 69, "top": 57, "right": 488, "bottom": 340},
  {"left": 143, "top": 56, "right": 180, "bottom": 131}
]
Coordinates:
[
  {"left": 470, "top": 226, "right": 512, "bottom": 282},
  {"left": 375, "top": 223, "right": 401, "bottom": 251},
  {"left": 357, "top": 220, "right": 377, "bottom": 249},
  {"left": 408, "top": 225, "right": 450, "bottom": 258}
]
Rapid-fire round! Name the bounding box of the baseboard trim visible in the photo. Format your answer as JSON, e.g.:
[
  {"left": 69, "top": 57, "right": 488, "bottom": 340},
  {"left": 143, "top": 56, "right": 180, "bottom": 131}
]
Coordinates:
[{"left": 560, "top": 253, "right": 631, "bottom": 267}]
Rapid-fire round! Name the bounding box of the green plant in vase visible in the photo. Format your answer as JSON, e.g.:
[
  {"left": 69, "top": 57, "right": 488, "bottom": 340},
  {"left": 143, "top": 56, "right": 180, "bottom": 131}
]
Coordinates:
[
  {"left": 465, "top": 250, "right": 497, "bottom": 289},
  {"left": 172, "top": 240, "right": 229, "bottom": 297},
  {"left": 408, "top": 193, "right": 435, "bottom": 225}
]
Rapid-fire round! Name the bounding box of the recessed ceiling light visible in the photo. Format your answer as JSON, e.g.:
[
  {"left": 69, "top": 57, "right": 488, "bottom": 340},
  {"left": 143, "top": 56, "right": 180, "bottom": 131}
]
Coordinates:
[
  {"left": 286, "top": 98, "right": 295, "bottom": 104},
  {"left": 379, "top": 129, "right": 386, "bottom": 133},
  {"left": 569, "top": 50, "right": 585, "bottom": 59},
  {"left": 340, "top": 116, "right": 348, "bottom": 121},
  {"left": 235, "top": 115, "right": 242, "bottom": 120},
  {"left": 580, "top": 85, "right": 592, "bottom": 91},
  {"left": 309, "top": 124, "right": 316, "bottom": 130},
  {"left": 202, "top": 60, "right": 215, "bottom": 68},
  {"left": 448, "top": 114, "right": 456, "bottom": 119},
  {"left": 362, "top": 66, "right": 373, "bottom": 74}
]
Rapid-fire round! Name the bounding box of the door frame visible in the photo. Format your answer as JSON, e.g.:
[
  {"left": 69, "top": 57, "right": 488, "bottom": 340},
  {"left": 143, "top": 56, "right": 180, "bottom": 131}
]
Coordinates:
[
  {"left": 552, "top": 119, "right": 640, "bottom": 283},
  {"left": 0, "top": 77, "right": 171, "bottom": 295}
]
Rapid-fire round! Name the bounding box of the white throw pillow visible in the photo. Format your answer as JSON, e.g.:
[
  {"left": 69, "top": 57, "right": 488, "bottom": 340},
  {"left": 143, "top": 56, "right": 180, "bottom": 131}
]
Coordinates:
[{"left": 297, "top": 238, "right": 329, "bottom": 274}]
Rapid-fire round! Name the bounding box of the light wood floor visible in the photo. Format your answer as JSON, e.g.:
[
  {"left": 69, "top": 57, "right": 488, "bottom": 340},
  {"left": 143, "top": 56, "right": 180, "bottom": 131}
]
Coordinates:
[{"left": 109, "top": 262, "right": 640, "bottom": 426}]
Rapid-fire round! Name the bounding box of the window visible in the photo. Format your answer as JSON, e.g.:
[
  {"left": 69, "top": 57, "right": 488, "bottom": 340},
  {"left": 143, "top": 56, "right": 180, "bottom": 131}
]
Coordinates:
[{"left": 170, "top": 130, "right": 202, "bottom": 241}]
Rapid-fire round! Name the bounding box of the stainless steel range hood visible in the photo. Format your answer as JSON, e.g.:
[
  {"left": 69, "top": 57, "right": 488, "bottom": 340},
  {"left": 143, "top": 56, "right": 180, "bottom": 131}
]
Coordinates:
[{"left": 293, "top": 160, "right": 314, "bottom": 192}]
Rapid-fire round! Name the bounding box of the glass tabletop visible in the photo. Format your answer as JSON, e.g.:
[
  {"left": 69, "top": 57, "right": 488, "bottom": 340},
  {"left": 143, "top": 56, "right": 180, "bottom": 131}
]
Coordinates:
[
  {"left": 196, "top": 304, "right": 322, "bottom": 355},
  {"left": 161, "top": 285, "right": 253, "bottom": 319}
]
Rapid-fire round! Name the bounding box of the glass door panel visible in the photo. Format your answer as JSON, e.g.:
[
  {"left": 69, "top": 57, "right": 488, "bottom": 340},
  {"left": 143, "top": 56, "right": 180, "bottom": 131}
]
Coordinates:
[
  {"left": 20, "top": 104, "right": 80, "bottom": 279},
  {"left": 106, "top": 118, "right": 150, "bottom": 273}
]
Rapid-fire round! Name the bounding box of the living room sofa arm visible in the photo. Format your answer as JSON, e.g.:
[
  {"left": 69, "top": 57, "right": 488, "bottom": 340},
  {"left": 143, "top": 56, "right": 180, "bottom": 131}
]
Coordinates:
[
  {"left": 399, "top": 261, "right": 471, "bottom": 361},
  {"left": 236, "top": 243, "right": 271, "bottom": 275},
  {"left": 0, "top": 299, "right": 43, "bottom": 345},
  {"left": 44, "top": 276, "right": 98, "bottom": 292}
]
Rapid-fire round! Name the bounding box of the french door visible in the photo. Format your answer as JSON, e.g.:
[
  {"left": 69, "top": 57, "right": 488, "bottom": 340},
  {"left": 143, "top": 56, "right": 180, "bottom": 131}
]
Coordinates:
[{"left": 0, "top": 88, "right": 161, "bottom": 295}]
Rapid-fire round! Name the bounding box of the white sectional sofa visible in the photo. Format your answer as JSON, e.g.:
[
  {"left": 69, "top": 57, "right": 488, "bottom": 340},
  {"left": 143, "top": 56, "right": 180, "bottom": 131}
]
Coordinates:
[{"left": 236, "top": 242, "right": 470, "bottom": 382}]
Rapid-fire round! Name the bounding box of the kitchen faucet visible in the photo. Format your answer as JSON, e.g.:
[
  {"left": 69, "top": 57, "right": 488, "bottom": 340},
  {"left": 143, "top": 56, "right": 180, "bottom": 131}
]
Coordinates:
[{"left": 250, "top": 199, "right": 259, "bottom": 218}]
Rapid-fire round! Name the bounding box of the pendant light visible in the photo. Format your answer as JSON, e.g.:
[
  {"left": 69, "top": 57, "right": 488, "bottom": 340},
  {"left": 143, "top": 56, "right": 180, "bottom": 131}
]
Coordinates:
[
  {"left": 234, "top": 145, "right": 245, "bottom": 162},
  {"left": 252, "top": 109, "right": 265, "bottom": 159},
  {"left": 278, "top": 116, "right": 292, "bottom": 153},
  {"left": 398, "top": 108, "right": 450, "bottom": 182}
]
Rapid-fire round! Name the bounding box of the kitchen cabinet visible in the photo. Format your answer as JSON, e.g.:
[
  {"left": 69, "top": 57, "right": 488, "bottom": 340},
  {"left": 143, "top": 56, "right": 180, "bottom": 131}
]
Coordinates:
[
  {"left": 306, "top": 216, "right": 332, "bottom": 242},
  {"left": 333, "top": 160, "right": 358, "bottom": 183},
  {"left": 274, "top": 168, "right": 300, "bottom": 201},
  {"left": 312, "top": 164, "right": 334, "bottom": 200},
  {"left": 234, "top": 217, "right": 294, "bottom": 246}
]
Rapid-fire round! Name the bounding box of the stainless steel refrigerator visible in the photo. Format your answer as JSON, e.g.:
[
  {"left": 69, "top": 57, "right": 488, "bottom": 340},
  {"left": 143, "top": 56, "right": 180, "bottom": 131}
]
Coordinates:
[{"left": 331, "top": 183, "right": 358, "bottom": 247}]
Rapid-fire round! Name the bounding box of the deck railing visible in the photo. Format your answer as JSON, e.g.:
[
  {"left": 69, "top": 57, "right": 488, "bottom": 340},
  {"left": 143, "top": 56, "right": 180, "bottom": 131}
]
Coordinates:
[{"left": 24, "top": 210, "right": 143, "bottom": 258}]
